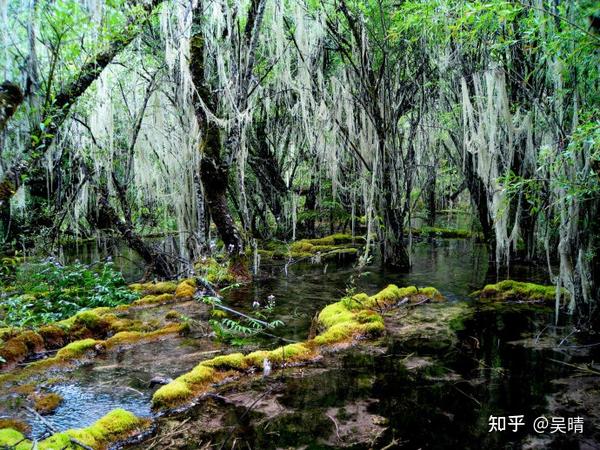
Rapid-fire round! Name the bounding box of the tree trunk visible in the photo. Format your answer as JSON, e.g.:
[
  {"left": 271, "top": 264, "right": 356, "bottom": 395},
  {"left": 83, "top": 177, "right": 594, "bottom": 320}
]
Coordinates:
[
  {"left": 0, "top": 82, "right": 23, "bottom": 134},
  {"left": 426, "top": 166, "right": 436, "bottom": 227},
  {"left": 94, "top": 189, "right": 175, "bottom": 279},
  {"left": 378, "top": 137, "right": 410, "bottom": 269}
]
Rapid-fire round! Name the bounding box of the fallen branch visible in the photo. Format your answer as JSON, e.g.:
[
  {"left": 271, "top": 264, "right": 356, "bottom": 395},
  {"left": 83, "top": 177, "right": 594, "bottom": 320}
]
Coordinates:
[
  {"left": 326, "top": 413, "right": 341, "bottom": 441},
  {"left": 23, "top": 405, "right": 94, "bottom": 450}
]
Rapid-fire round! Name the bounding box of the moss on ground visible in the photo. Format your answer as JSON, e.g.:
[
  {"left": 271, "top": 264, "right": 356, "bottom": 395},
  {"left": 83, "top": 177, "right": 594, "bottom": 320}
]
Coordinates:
[
  {"left": 472, "top": 280, "right": 566, "bottom": 304},
  {"left": 151, "top": 283, "right": 444, "bottom": 410},
  {"left": 0, "top": 408, "right": 148, "bottom": 449}
]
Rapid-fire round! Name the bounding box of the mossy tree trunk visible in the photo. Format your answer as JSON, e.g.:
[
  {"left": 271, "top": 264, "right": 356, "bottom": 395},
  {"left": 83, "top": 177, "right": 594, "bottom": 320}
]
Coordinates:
[{"left": 189, "top": 0, "right": 266, "bottom": 278}]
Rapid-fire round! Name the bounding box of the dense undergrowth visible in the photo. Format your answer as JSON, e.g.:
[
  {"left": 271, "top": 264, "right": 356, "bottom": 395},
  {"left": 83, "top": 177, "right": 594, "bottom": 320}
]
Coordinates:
[{"left": 0, "top": 258, "right": 139, "bottom": 328}]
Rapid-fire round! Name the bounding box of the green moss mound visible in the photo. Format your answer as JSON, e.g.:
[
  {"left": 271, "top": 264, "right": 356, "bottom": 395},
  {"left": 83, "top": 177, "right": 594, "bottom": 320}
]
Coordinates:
[
  {"left": 411, "top": 227, "right": 473, "bottom": 238},
  {"left": 472, "top": 280, "right": 566, "bottom": 304},
  {"left": 194, "top": 258, "right": 237, "bottom": 286},
  {"left": 151, "top": 283, "right": 444, "bottom": 410},
  {"left": 0, "top": 408, "right": 147, "bottom": 449},
  {"left": 259, "top": 233, "right": 366, "bottom": 261}
]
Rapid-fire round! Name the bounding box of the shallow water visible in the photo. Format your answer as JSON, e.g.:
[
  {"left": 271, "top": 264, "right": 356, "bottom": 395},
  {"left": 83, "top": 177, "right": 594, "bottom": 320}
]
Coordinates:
[
  {"left": 223, "top": 239, "right": 550, "bottom": 342},
  {"left": 176, "top": 307, "right": 587, "bottom": 449},
  {"left": 13, "top": 237, "right": 580, "bottom": 448}
]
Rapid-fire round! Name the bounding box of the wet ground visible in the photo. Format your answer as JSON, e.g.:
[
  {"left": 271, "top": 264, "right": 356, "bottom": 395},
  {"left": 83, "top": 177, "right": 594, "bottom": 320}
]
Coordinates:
[{"left": 3, "top": 238, "right": 598, "bottom": 449}]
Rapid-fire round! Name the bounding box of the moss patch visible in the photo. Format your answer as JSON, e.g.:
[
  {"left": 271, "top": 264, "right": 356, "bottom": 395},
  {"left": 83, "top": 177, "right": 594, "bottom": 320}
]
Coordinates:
[
  {"left": 0, "top": 418, "right": 30, "bottom": 434},
  {"left": 194, "top": 258, "right": 237, "bottom": 287},
  {"left": 129, "top": 281, "right": 177, "bottom": 295},
  {"left": 55, "top": 338, "right": 101, "bottom": 360},
  {"left": 0, "top": 330, "right": 45, "bottom": 367},
  {"left": 472, "top": 280, "right": 566, "bottom": 304},
  {"left": 132, "top": 293, "right": 175, "bottom": 306},
  {"left": 260, "top": 234, "right": 366, "bottom": 261},
  {"left": 410, "top": 227, "right": 473, "bottom": 238},
  {"left": 152, "top": 379, "right": 194, "bottom": 409},
  {"left": 200, "top": 352, "right": 248, "bottom": 370},
  {"left": 33, "top": 391, "right": 63, "bottom": 414},
  {"left": 38, "top": 325, "right": 67, "bottom": 349},
  {"left": 0, "top": 428, "right": 26, "bottom": 449},
  {"left": 0, "top": 408, "right": 148, "bottom": 449},
  {"left": 152, "top": 284, "right": 443, "bottom": 410},
  {"left": 175, "top": 279, "right": 196, "bottom": 299}
]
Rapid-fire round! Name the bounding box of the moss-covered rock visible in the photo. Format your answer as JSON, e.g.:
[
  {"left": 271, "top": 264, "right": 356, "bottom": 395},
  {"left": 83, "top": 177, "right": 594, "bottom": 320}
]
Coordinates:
[
  {"left": 472, "top": 280, "right": 566, "bottom": 304},
  {"left": 33, "top": 391, "right": 63, "bottom": 414}
]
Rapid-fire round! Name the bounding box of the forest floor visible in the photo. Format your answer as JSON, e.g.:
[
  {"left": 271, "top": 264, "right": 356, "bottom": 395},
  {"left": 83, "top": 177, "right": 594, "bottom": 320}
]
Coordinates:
[{"left": 0, "top": 236, "right": 599, "bottom": 449}]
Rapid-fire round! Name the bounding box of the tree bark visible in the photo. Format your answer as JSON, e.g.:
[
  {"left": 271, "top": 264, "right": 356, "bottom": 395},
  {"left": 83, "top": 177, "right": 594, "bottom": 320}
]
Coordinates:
[
  {"left": 93, "top": 188, "right": 176, "bottom": 279},
  {"left": 189, "top": 0, "right": 265, "bottom": 278},
  {"left": 0, "top": 82, "right": 23, "bottom": 133}
]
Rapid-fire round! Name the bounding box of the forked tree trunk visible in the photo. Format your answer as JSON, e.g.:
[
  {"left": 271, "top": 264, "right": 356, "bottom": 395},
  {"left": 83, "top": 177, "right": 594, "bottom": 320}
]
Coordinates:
[{"left": 189, "top": 6, "right": 251, "bottom": 279}]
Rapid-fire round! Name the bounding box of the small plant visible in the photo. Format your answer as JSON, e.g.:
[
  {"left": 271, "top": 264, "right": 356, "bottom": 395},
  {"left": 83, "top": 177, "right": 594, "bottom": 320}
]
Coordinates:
[
  {"left": 201, "top": 295, "right": 284, "bottom": 346},
  {"left": 0, "top": 258, "right": 139, "bottom": 327}
]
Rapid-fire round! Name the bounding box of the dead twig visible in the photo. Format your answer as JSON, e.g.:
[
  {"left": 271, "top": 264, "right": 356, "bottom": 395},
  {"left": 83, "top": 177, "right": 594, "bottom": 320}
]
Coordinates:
[
  {"left": 326, "top": 413, "right": 341, "bottom": 441},
  {"left": 23, "top": 406, "right": 94, "bottom": 450}
]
